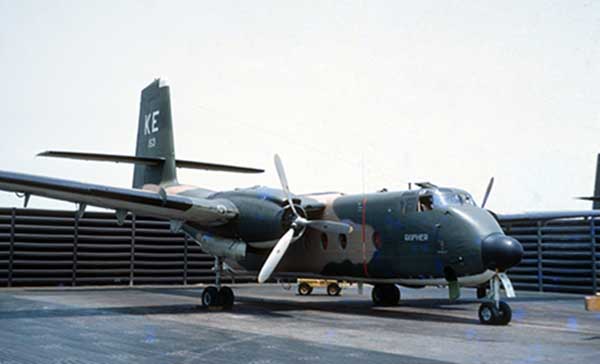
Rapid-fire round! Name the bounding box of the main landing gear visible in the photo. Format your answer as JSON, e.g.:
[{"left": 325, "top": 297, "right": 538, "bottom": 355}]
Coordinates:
[
  {"left": 371, "top": 284, "right": 400, "bottom": 306},
  {"left": 201, "top": 257, "right": 235, "bottom": 309},
  {"left": 478, "top": 273, "right": 514, "bottom": 325}
]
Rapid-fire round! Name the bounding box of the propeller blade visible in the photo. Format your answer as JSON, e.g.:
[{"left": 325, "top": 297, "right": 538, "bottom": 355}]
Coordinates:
[
  {"left": 481, "top": 177, "right": 495, "bottom": 209},
  {"left": 274, "top": 154, "right": 290, "bottom": 193},
  {"left": 274, "top": 154, "right": 299, "bottom": 216},
  {"left": 257, "top": 229, "right": 295, "bottom": 283},
  {"left": 307, "top": 220, "right": 354, "bottom": 235}
]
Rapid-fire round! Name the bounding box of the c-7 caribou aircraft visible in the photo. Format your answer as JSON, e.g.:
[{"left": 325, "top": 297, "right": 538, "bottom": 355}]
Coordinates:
[{"left": 1, "top": 79, "right": 598, "bottom": 325}]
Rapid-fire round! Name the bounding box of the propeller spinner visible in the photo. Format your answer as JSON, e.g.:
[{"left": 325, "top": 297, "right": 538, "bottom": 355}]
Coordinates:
[{"left": 257, "top": 155, "right": 353, "bottom": 283}]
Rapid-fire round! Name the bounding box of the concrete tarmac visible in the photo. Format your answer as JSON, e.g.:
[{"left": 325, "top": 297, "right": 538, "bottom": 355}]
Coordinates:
[{"left": 0, "top": 284, "right": 599, "bottom": 364}]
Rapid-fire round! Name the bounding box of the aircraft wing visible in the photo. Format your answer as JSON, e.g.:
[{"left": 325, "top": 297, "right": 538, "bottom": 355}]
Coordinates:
[
  {"left": 495, "top": 210, "right": 600, "bottom": 223},
  {"left": 0, "top": 170, "right": 237, "bottom": 225}
]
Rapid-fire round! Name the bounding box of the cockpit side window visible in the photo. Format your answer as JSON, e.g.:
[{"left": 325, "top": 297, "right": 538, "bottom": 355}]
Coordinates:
[
  {"left": 418, "top": 195, "right": 433, "bottom": 212},
  {"left": 459, "top": 193, "right": 477, "bottom": 206}
]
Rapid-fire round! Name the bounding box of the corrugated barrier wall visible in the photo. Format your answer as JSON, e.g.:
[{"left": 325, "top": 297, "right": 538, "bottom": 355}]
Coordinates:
[
  {"left": 0, "top": 208, "right": 252, "bottom": 287},
  {"left": 503, "top": 218, "right": 598, "bottom": 294},
  {"left": 1, "top": 208, "right": 598, "bottom": 293}
]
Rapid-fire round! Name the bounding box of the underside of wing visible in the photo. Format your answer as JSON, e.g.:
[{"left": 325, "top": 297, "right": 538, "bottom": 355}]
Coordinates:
[{"left": 0, "top": 170, "right": 237, "bottom": 226}]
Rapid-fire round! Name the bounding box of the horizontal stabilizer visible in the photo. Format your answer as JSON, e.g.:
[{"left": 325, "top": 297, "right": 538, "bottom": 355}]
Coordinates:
[
  {"left": 38, "top": 151, "right": 163, "bottom": 165},
  {"left": 175, "top": 159, "right": 263, "bottom": 173},
  {"left": 38, "top": 150, "right": 264, "bottom": 174}
]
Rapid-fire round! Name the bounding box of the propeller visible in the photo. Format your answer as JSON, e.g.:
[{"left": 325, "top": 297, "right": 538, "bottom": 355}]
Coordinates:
[
  {"left": 257, "top": 229, "right": 295, "bottom": 284},
  {"left": 257, "top": 155, "right": 353, "bottom": 283},
  {"left": 481, "top": 177, "right": 494, "bottom": 209}
]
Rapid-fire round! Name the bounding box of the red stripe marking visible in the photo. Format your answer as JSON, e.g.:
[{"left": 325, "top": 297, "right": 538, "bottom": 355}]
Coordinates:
[{"left": 361, "top": 197, "right": 369, "bottom": 277}]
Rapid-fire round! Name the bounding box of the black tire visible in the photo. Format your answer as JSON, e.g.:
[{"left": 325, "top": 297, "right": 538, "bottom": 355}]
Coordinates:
[
  {"left": 478, "top": 302, "right": 498, "bottom": 325},
  {"left": 327, "top": 283, "right": 341, "bottom": 296},
  {"left": 202, "top": 286, "right": 219, "bottom": 308},
  {"left": 388, "top": 285, "right": 400, "bottom": 305},
  {"left": 495, "top": 301, "right": 512, "bottom": 325},
  {"left": 476, "top": 286, "right": 487, "bottom": 299},
  {"left": 371, "top": 285, "right": 384, "bottom": 305},
  {"left": 219, "top": 287, "right": 235, "bottom": 309},
  {"left": 298, "top": 282, "right": 313, "bottom": 296},
  {"left": 372, "top": 284, "right": 399, "bottom": 306}
]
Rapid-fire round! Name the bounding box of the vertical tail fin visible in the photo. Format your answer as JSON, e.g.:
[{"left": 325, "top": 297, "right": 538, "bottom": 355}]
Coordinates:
[
  {"left": 593, "top": 154, "right": 600, "bottom": 210},
  {"left": 132, "top": 78, "right": 178, "bottom": 189}
]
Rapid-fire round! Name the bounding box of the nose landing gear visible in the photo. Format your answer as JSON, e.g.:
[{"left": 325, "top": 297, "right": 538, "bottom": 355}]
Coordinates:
[
  {"left": 478, "top": 301, "right": 512, "bottom": 325},
  {"left": 478, "top": 272, "right": 515, "bottom": 325},
  {"left": 201, "top": 256, "right": 235, "bottom": 310}
]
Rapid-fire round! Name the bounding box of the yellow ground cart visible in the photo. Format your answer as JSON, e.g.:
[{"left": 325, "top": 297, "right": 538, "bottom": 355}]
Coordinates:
[
  {"left": 585, "top": 293, "right": 600, "bottom": 311},
  {"left": 297, "top": 279, "right": 351, "bottom": 296}
]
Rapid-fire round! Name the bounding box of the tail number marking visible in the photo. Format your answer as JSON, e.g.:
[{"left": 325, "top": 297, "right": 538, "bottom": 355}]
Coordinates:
[
  {"left": 144, "top": 111, "right": 160, "bottom": 135},
  {"left": 144, "top": 110, "right": 160, "bottom": 148}
]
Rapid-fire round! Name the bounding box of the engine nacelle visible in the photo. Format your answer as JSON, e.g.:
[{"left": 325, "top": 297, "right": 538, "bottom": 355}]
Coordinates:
[{"left": 211, "top": 187, "right": 305, "bottom": 243}]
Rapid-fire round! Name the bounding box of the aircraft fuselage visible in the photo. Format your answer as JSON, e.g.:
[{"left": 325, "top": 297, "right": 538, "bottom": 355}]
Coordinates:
[{"left": 172, "top": 185, "right": 522, "bottom": 287}]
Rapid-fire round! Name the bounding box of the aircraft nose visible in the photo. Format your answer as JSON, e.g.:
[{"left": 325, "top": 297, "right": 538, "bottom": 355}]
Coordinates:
[{"left": 481, "top": 234, "right": 523, "bottom": 271}]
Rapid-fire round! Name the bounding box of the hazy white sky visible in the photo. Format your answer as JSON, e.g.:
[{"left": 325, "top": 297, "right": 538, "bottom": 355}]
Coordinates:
[{"left": 1, "top": 0, "right": 599, "bottom": 213}]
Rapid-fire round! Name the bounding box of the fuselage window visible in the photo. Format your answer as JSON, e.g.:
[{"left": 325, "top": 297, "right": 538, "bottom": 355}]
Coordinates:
[
  {"left": 372, "top": 231, "right": 382, "bottom": 249},
  {"left": 321, "top": 233, "right": 329, "bottom": 250},
  {"left": 339, "top": 234, "right": 348, "bottom": 250}
]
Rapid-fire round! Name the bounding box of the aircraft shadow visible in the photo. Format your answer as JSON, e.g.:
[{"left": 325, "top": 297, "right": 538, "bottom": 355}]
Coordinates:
[
  {"left": 140, "top": 287, "right": 480, "bottom": 325},
  {"left": 0, "top": 287, "right": 480, "bottom": 325},
  {"left": 5, "top": 286, "right": 573, "bottom": 325},
  {"left": 234, "top": 296, "right": 479, "bottom": 325}
]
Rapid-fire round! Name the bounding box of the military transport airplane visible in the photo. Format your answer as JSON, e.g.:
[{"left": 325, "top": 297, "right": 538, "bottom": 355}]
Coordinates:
[{"left": 1, "top": 79, "right": 599, "bottom": 326}]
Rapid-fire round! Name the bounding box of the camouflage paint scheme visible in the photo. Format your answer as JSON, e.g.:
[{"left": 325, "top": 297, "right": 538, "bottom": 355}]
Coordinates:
[{"left": 164, "top": 184, "right": 501, "bottom": 287}]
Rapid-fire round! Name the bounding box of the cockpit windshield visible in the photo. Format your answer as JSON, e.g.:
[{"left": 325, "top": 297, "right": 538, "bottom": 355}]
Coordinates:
[{"left": 418, "top": 189, "right": 477, "bottom": 211}]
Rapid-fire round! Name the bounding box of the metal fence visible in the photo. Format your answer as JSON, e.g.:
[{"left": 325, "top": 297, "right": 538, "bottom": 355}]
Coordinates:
[
  {"left": 503, "top": 218, "right": 598, "bottom": 294},
  {"left": 0, "top": 208, "right": 252, "bottom": 287},
  {"left": 1, "top": 207, "right": 598, "bottom": 293}
]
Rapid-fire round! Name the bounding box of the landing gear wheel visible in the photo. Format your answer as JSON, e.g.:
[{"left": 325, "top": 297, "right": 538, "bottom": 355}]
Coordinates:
[
  {"left": 371, "top": 284, "right": 400, "bottom": 306},
  {"left": 298, "top": 282, "right": 313, "bottom": 296},
  {"left": 327, "top": 283, "right": 341, "bottom": 296},
  {"left": 495, "top": 301, "right": 512, "bottom": 325},
  {"left": 372, "top": 285, "right": 384, "bottom": 305},
  {"left": 478, "top": 302, "right": 498, "bottom": 325},
  {"left": 478, "top": 301, "right": 512, "bottom": 325},
  {"left": 202, "top": 286, "right": 219, "bottom": 308},
  {"left": 477, "top": 285, "right": 487, "bottom": 299},
  {"left": 218, "top": 286, "right": 235, "bottom": 309}
]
